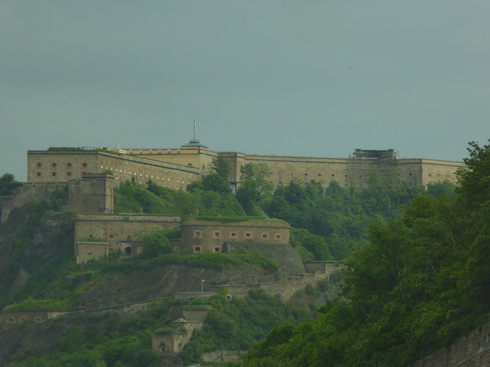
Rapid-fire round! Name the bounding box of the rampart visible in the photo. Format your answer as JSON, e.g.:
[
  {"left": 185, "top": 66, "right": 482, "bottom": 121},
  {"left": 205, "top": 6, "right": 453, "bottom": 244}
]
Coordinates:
[
  {"left": 27, "top": 145, "right": 463, "bottom": 192},
  {"left": 180, "top": 219, "right": 290, "bottom": 254},
  {"left": 216, "top": 261, "right": 342, "bottom": 301},
  {"left": 28, "top": 149, "right": 200, "bottom": 189},
  {"left": 75, "top": 214, "right": 181, "bottom": 263},
  {"left": 0, "top": 182, "right": 68, "bottom": 222}
]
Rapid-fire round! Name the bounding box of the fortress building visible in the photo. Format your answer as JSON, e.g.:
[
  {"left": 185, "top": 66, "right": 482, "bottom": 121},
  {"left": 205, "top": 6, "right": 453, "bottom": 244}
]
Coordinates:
[{"left": 28, "top": 142, "right": 463, "bottom": 190}]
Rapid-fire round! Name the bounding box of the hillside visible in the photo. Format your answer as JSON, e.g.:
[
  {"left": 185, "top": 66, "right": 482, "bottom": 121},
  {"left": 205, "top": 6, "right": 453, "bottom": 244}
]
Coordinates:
[
  {"left": 241, "top": 140, "right": 490, "bottom": 366},
  {"left": 0, "top": 154, "right": 463, "bottom": 366}
]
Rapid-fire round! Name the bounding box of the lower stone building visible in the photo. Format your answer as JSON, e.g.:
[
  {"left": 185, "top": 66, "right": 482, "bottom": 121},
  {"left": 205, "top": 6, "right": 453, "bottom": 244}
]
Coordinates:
[
  {"left": 75, "top": 214, "right": 181, "bottom": 263},
  {"left": 178, "top": 218, "right": 290, "bottom": 254}
]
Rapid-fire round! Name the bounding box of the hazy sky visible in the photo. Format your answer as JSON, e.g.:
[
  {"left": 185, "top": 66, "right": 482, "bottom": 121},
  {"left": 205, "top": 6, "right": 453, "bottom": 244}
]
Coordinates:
[{"left": 1, "top": 1, "right": 489, "bottom": 181}]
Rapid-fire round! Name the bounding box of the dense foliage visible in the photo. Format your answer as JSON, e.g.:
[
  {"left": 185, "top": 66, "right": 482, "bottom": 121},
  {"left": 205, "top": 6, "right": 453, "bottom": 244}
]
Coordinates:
[
  {"left": 8, "top": 300, "right": 181, "bottom": 367},
  {"left": 0, "top": 173, "right": 22, "bottom": 196},
  {"left": 241, "top": 140, "right": 490, "bottom": 367},
  {"left": 114, "top": 161, "right": 440, "bottom": 261},
  {"left": 181, "top": 290, "right": 313, "bottom": 364}
]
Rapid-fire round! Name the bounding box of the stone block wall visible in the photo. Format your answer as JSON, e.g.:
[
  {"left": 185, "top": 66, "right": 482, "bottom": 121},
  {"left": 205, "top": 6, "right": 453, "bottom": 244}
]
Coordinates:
[
  {"left": 1, "top": 182, "right": 67, "bottom": 222},
  {"left": 68, "top": 173, "right": 114, "bottom": 214},
  {"left": 75, "top": 214, "right": 181, "bottom": 263},
  {"left": 410, "top": 321, "right": 490, "bottom": 367},
  {"left": 180, "top": 219, "right": 290, "bottom": 254},
  {"left": 28, "top": 150, "right": 200, "bottom": 190}
]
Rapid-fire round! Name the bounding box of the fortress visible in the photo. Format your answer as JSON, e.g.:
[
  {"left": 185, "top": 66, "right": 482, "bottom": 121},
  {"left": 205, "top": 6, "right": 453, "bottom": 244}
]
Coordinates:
[
  {"left": 27, "top": 141, "right": 463, "bottom": 190},
  {"left": 2, "top": 142, "right": 465, "bottom": 263}
]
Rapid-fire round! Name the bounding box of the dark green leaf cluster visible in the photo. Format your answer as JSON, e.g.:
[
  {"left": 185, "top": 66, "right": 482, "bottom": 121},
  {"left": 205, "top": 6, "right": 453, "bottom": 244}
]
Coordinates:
[
  {"left": 8, "top": 300, "right": 181, "bottom": 367},
  {"left": 181, "top": 291, "right": 311, "bottom": 364},
  {"left": 115, "top": 179, "right": 245, "bottom": 219},
  {"left": 0, "top": 173, "right": 22, "bottom": 196}
]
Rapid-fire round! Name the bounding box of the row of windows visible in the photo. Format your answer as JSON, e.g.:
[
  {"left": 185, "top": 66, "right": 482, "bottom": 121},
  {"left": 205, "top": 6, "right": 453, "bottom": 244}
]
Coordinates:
[
  {"left": 194, "top": 246, "right": 221, "bottom": 253},
  {"left": 36, "top": 162, "right": 88, "bottom": 168},
  {"left": 37, "top": 171, "right": 74, "bottom": 177},
  {"left": 193, "top": 230, "right": 283, "bottom": 241}
]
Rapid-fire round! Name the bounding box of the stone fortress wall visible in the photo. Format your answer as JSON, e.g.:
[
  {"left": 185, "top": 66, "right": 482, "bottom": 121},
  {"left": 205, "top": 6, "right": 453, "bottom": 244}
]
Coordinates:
[
  {"left": 27, "top": 149, "right": 200, "bottom": 189},
  {"left": 118, "top": 143, "right": 463, "bottom": 189},
  {"left": 75, "top": 214, "right": 181, "bottom": 263},
  {"left": 27, "top": 144, "right": 464, "bottom": 192},
  {"left": 180, "top": 219, "right": 290, "bottom": 254}
]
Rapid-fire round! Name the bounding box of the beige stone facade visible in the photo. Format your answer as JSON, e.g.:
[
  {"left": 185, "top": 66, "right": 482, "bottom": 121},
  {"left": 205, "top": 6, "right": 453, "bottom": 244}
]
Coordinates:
[
  {"left": 180, "top": 219, "right": 290, "bottom": 254},
  {"left": 28, "top": 149, "right": 200, "bottom": 189},
  {"left": 68, "top": 173, "right": 114, "bottom": 214},
  {"left": 75, "top": 214, "right": 181, "bottom": 263},
  {"left": 27, "top": 145, "right": 463, "bottom": 191}
]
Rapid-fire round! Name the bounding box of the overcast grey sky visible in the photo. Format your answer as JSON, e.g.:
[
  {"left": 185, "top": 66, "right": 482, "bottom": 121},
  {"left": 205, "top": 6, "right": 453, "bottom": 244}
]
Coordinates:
[{"left": 1, "top": 1, "right": 489, "bottom": 181}]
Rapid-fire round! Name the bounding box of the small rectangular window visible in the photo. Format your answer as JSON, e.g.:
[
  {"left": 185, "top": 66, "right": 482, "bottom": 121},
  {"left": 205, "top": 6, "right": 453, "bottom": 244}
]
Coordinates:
[
  {"left": 52, "top": 172, "right": 56, "bottom": 177},
  {"left": 261, "top": 233, "right": 269, "bottom": 240},
  {"left": 67, "top": 172, "right": 72, "bottom": 177},
  {"left": 67, "top": 163, "right": 72, "bottom": 168},
  {"left": 52, "top": 163, "right": 57, "bottom": 168},
  {"left": 194, "top": 230, "right": 202, "bottom": 239},
  {"left": 275, "top": 233, "right": 282, "bottom": 240},
  {"left": 82, "top": 163, "right": 88, "bottom": 168},
  {"left": 229, "top": 231, "right": 238, "bottom": 238},
  {"left": 37, "top": 163, "right": 42, "bottom": 168},
  {"left": 194, "top": 246, "right": 201, "bottom": 253},
  {"left": 213, "top": 231, "right": 221, "bottom": 239},
  {"left": 214, "top": 247, "right": 221, "bottom": 253},
  {"left": 245, "top": 232, "right": 252, "bottom": 239},
  {"left": 37, "top": 172, "right": 42, "bottom": 176}
]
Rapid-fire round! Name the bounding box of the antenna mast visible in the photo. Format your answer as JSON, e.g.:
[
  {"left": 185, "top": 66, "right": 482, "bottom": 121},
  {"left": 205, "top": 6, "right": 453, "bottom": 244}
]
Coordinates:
[
  {"left": 194, "top": 119, "right": 196, "bottom": 142},
  {"left": 189, "top": 119, "right": 200, "bottom": 145}
]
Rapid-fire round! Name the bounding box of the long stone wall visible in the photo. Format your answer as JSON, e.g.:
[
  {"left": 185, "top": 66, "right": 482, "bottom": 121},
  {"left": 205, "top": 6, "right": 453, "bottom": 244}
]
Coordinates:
[
  {"left": 28, "top": 150, "right": 200, "bottom": 190},
  {"left": 410, "top": 322, "right": 490, "bottom": 367},
  {"left": 1, "top": 182, "right": 67, "bottom": 222},
  {"left": 27, "top": 146, "right": 463, "bottom": 191}
]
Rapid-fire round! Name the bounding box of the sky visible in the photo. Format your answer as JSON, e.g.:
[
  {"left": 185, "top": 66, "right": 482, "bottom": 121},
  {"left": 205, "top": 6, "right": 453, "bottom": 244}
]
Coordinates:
[{"left": 1, "top": 1, "right": 489, "bottom": 181}]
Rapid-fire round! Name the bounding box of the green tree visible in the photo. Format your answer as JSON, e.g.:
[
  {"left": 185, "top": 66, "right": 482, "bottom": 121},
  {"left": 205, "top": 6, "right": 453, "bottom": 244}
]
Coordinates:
[
  {"left": 137, "top": 227, "right": 174, "bottom": 258},
  {"left": 0, "top": 173, "right": 22, "bottom": 195},
  {"left": 211, "top": 155, "right": 232, "bottom": 180}
]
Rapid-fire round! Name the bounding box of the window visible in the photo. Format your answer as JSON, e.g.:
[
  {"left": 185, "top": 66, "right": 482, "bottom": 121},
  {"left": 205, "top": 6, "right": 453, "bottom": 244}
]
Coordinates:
[
  {"left": 275, "top": 233, "right": 282, "bottom": 240},
  {"left": 19, "top": 317, "right": 26, "bottom": 323},
  {"left": 37, "top": 163, "right": 42, "bottom": 168},
  {"left": 193, "top": 230, "right": 202, "bottom": 239},
  {"left": 67, "top": 163, "right": 72, "bottom": 168},
  {"left": 229, "top": 231, "right": 238, "bottom": 238},
  {"left": 261, "top": 233, "right": 269, "bottom": 240},
  {"left": 82, "top": 163, "right": 88, "bottom": 168},
  {"left": 194, "top": 246, "right": 201, "bottom": 253},
  {"left": 67, "top": 172, "right": 72, "bottom": 177},
  {"left": 37, "top": 172, "right": 42, "bottom": 177},
  {"left": 52, "top": 172, "right": 56, "bottom": 177},
  {"left": 245, "top": 232, "right": 253, "bottom": 239},
  {"left": 214, "top": 246, "right": 221, "bottom": 253},
  {"left": 7, "top": 317, "right": 15, "bottom": 323},
  {"left": 213, "top": 231, "right": 221, "bottom": 239},
  {"left": 52, "top": 163, "right": 57, "bottom": 168}
]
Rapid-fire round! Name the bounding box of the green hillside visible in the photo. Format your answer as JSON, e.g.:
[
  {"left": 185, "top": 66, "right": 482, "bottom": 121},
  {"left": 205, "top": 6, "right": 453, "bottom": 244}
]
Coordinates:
[{"left": 0, "top": 150, "right": 464, "bottom": 366}]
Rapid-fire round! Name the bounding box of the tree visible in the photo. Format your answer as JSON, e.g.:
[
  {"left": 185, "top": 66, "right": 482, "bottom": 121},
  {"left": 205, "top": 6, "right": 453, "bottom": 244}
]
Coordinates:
[
  {"left": 0, "top": 173, "right": 22, "bottom": 196},
  {"left": 137, "top": 227, "right": 174, "bottom": 258},
  {"left": 211, "top": 155, "right": 232, "bottom": 180},
  {"left": 202, "top": 173, "right": 232, "bottom": 194}
]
